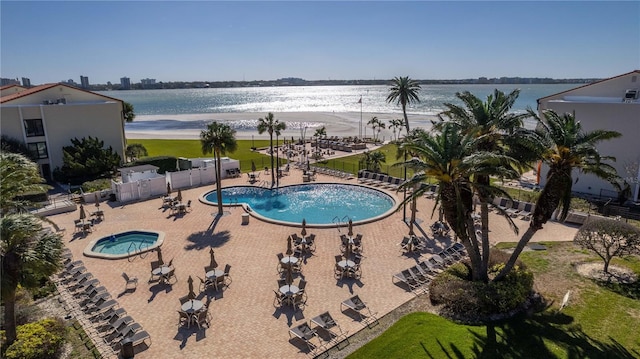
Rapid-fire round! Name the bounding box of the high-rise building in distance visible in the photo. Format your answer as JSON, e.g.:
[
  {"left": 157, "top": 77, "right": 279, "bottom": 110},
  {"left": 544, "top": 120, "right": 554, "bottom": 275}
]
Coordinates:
[
  {"left": 80, "top": 75, "right": 89, "bottom": 89},
  {"left": 120, "top": 77, "right": 131, "bottom": 90}
]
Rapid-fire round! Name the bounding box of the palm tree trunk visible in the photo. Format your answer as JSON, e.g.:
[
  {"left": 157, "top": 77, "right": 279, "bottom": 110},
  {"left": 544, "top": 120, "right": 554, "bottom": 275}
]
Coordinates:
[
  {"left": 3, "top": 252, "right": 19, "bottom": 345},
  {"left": 402, "top": 105, "right": 410, "bottom": 132},
  {"left": 3, "top": 288, "right": 17, "bottom": 345},
  {"left": 215, "top": 148, "right": 224, "bottom": 216},
  {"left": 495, "top": 226, "right": 538, "bottom": 281},
  {"left": 269, "top": 132, "right": 275, "bottom": 187},
  {"left": 480, "top": 201, "right": 490, "bottom": 278}
]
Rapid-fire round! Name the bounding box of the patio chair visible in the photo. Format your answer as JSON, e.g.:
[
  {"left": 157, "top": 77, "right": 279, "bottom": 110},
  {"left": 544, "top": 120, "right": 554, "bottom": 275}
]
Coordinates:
[
  {"left": 89, "top": 307, "right": 126, "bottom": 324},
  {"left": 122, "top": 272, "right": 138, "bottom": 291},
  {"left": 392, "top": 271, "right": 423, "bottom": 293},
  {"left": 409, "top": 266, "right": 432, "bottom": 286},
  {"left": 273, "top": 290, "right": 285, "bottom": 307},
  {"left": 292, "top": 292, "right": 307, "bottom": 312},
  {"left": 149, "top": 261, "right": 162, "bottom": 282},
  {"left": 178, "top": 310, "right": 192, "bottom": 327},
  {"left": 277, "top": 253, "right": 285, "bottom": 273},
  {"left": 163, "top": 265, "right": 177, "bottom": 285},
  {"left": 222, "top": 264, "right": 232, "bottom": 286},
  {"left": 506, "top": 201, "right": 523, "bottom": 217},
  {"left": 518, "top": 203, "right": 535, "bottom": 221},
  {"left": 289, "top": 322, "right": 324, "bottom": 355},
  {"left": 85, "top": 298, "right": 118, "bottom": 315},
  {"left": 194, "top": 309, "right": 210, "bottom": 329},
  {"left": 311, "top": 312, "right": 349, "bottom": 346},
  {"left": 186, "top": 200, "right": 192, "bottom": 212},
  {"left": 340, "top": 295, "right": 378, "bottom": 326}
]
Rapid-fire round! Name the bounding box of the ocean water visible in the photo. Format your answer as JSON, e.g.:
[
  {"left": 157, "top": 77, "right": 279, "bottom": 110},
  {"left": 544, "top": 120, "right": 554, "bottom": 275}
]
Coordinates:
[{"left": 98, "top": 83, "right": 580, "bottom": 135}]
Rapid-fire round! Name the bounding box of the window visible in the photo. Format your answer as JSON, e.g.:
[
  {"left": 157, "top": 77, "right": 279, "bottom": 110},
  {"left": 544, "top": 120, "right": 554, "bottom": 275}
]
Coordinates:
[
  {"left": 24, "top": 119, "right": 44, "bottom": 137},
  {"left": 27, "top": 142, "right": 48, "bottom": 159}
]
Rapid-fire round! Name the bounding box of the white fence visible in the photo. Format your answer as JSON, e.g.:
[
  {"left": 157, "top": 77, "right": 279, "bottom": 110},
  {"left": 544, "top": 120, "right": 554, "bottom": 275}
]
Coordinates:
[{"left": 111, "top": 164, "right": 236, "bottom": 203}]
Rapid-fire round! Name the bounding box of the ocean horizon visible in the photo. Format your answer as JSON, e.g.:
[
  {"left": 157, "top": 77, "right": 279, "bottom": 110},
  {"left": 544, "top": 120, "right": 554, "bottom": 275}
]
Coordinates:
[{"left": 99, "top": 83, "right": 581, "bottom": 139}]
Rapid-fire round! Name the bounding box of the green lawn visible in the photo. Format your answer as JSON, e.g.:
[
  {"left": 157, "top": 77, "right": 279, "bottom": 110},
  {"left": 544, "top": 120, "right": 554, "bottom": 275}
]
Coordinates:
[
  {"left": 127, "top": 139, "right": 283, "bottom": 173},
  {"left": 348, "top": 242, "right": 640, "bottom": 359}
]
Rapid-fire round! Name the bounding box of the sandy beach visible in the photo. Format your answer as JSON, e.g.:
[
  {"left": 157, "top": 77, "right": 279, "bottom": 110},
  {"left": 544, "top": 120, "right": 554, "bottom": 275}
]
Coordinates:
[{"left": 125, "top": 111, "right": 437, "bottom": 140}]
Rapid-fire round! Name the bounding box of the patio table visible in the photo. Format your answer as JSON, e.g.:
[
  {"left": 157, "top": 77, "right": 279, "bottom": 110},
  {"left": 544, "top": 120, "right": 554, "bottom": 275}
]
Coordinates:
[
  {"left": 181, "top": 299, "right": 204, "bottom": 313},
  {"left": 279, "top": 285, "right": 299, "bottom": 305},
  {"left": 152, "top": 265, "right": 171, "bottom": 283},
  {"left": 280, "top": 256, "right": 298, "bottom": 266}
]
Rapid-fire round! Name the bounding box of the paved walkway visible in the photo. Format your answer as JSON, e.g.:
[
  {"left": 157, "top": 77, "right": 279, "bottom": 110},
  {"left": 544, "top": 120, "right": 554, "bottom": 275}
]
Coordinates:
[{"left": 50, "top": 170, "right": 578, "bottom": 359}]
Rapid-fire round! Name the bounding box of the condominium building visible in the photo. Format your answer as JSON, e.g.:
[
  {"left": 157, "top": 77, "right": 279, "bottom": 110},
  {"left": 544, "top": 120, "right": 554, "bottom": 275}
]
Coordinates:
[
  {"left": 537, "top": 70, "right": 640, "bottom": 203},
  {"left": 80, "top": 75, "right": 90, "bottom": 89},
  {"left": 120, "top": 77, "right": 131, "bottom": 90},
  {"left": 0, "top": 83, "right": 126, "bottom": 180}
]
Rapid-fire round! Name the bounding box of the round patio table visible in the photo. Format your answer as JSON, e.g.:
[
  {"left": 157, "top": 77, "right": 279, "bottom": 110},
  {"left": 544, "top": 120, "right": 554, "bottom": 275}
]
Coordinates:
[
  {"left": 205, "top": 269, "right": 224, "bottom": 279},
  {"left": 279, "top": 285, "right": 299, "bottom": 296},
  {"left": 281, "top": 256, "right": 298, "bottom": 266},
  {"left": 338, "top": 260, "right": 355, "bottom": 269},
  {"left": 152, "top": 265, "right": 171, "bottom": 276},
  {"left": 181, "top": 299, "right": 204, "bottom": 313}
]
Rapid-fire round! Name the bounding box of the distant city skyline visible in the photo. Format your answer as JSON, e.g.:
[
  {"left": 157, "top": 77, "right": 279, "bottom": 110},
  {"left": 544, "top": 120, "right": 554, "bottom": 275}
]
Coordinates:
[{"left": 1, "top": 1, "right": 638, "bottom": 84}]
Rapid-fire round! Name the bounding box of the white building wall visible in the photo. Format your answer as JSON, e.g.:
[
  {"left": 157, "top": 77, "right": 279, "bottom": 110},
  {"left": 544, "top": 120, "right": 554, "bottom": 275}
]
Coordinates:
[{"left": 538, "top": 71, "right": 640, "bottom": 202}]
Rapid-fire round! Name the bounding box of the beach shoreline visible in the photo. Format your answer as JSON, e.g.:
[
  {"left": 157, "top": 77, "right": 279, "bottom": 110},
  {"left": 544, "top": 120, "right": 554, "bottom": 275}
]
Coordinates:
[{"left": 125, "top": 111, "right": 436, "bottom": 140}]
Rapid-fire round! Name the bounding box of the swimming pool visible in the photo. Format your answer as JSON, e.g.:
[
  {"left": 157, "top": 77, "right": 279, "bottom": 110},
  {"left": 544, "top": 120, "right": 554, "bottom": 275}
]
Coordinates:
[
  {"left": 84, "top": 230, "right": 165, "bottom": 259},
  {"left": 201, "top": 183, "right": 396, "bottom": 226}
]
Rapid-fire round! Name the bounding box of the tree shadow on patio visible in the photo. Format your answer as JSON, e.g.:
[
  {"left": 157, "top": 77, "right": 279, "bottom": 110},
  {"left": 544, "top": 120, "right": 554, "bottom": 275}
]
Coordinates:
[{"left": 184, "top": 230, "right": 231, "bottom": 251}]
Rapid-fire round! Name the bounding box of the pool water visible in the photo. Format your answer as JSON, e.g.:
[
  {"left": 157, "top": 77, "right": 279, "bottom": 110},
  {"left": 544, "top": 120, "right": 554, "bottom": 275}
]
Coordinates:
[
  {"left": 85, "top": 230, "right": 164, "bottom": 259},
  {"left": 203, "top": 183, "right": 396, "bottom": 225}
]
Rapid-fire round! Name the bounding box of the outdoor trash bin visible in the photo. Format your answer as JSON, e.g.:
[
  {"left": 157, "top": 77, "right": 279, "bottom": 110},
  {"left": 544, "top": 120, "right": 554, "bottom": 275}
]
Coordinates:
[
  {"left": 120, "top": 338, "right": 134, "bottom": 358},
  {"left": 242, "top": 213, "right": 250, "bottom": 225}
]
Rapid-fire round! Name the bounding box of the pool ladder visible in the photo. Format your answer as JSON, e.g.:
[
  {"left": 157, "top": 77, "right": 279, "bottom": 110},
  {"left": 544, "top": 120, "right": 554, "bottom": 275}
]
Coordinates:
[
  {"left": 333, "top": 215, "right": 351, "bottom": 232},
  {"left": 127, "top": 241, "right": 150, "bottom": 262}
]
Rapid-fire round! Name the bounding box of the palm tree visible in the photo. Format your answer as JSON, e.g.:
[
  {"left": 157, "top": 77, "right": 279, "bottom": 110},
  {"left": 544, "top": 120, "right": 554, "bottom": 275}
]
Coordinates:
[
  {"left": 200, "top": 122, "right": 238, "bottom": 216},
  {"left": 1, "top": 151, "right": 49, "bottom": 215},
  {"left": 496, "top": 109, "right": 622, "bottom": 280},
  {"left": 123, "top": 101, "right": 136, "bottom": 122},
  {"left": 313, "top": 126, "right": 326, "bottom": 159},
  {"left": 1, "top": 214, "right": 63, "bottom": 345},
  {"left": 367, "top": 117, "right": 385, "bottom": 142},
  {"left": 389, "top": 119, "right": 404, "bottom": 142},
  {"left": 125, "top": 143, "right": 148, "bottom": 162},
  {"left": 398, "top": 124, "right": 518, "bottom": 281},
  {"left": 360, "top": 150, "right": 386, "bottom": 173},
  {"left": 386, "top": 76, "right": 421, "bottom": 133},
  {"left": 257, "top": 113, "right": 286, "bottom": 187},
  {"left": 436, "top": 89, "right": 539, "bottom": 281}
]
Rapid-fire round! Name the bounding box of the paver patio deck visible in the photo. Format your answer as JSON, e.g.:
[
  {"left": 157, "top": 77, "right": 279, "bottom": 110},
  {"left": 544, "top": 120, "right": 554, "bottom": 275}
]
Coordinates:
[{"left": 50, "top": 169, "right": 579, "bottom": 359}]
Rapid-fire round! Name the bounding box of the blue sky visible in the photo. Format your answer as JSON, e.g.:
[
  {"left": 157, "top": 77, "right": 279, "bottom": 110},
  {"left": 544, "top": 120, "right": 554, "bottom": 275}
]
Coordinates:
[{"left": 1, "top": 1, "right": 638, "bottom": 84}]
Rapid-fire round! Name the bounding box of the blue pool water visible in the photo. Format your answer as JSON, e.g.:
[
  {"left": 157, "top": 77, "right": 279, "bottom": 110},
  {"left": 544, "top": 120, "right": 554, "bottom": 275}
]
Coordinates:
[
  {"left": 204, "top": 184, "right": 396, "bottom": 225},
  {"left": 91, "top": 231, "right": 160, "bottom": 255}
]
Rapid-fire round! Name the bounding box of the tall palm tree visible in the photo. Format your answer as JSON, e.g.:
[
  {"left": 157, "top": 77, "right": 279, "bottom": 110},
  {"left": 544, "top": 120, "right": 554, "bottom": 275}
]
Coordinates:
[
  {"left": 367, "top": 116, "right": 385, "bottom": 142},
  {"left": 398, "top": 124, "right": 518, "bottom": 281},
  {"left": 200, "top": 122, "right": 238, "bottom": 216},
  {"left": 496, "top": 110, "right": 622, "bottom": 280},
  {"left": 386, "top": 76, "right": 421, "bottom": 133},
  {"left": 313, "top": 126, "right": 326, "bottom": 159},
  {"left": 436, "top": 89, "right": 540, "bottom": 281},
  {"left": 257, "top": 113, "right": 286, "bottom": 187}
]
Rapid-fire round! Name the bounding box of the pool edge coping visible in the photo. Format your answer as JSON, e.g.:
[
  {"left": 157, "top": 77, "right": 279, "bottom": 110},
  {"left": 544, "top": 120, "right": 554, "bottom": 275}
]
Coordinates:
[
  {"left": 198, "top": 182, "right": 401, "bottom": 228},
  {"left": 83, "top": 230, "right": 166, "bottom": 260}
]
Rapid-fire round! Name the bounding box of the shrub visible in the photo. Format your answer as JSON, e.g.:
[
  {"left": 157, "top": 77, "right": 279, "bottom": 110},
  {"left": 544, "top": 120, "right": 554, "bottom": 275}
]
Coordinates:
[
  {"left": 4, "top": 318, "right": 66, "bottom": 359},
  {"left": 81, "top": 178, "right": 112, "bottom": 193},
  {"left": 429, "top": 250, "right": 534, "bottom": 321}
]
